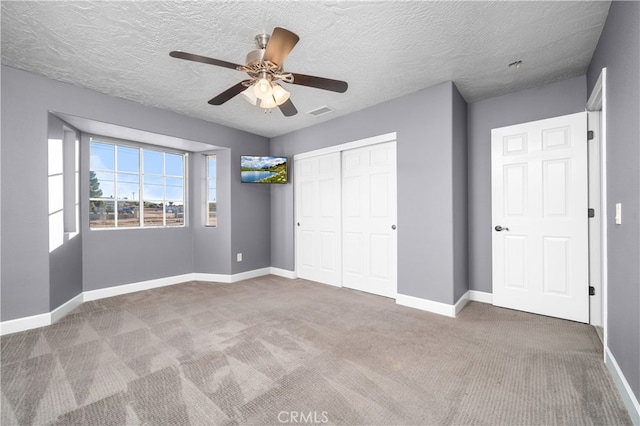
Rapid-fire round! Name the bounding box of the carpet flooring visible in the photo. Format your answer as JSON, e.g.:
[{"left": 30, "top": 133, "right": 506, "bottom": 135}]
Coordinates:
[{"left": 1, "top": 276, "right": 632, "bottom": 425}]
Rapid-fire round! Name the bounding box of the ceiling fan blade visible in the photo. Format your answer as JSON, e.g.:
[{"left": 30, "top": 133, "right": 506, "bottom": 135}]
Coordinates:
[
  {"left": 290, "top": 73, "right": 348, "bottom": 93},
  {"left": 208, "top": 80, "right": 251, "bottom": 105},
  {"left": 169, "top": 51, "right": 242, "bottom": 71},
  {"left": 278, "top": 99, "right": 298, "bottom": 117},
  {"left": 263, "top": 27, "right": 300, "bottom": 67}
]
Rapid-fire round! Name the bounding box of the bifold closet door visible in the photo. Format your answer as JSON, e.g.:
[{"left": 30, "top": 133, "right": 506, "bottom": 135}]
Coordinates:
[
  {"left": 295, "top": 152, "right": 341, "bottom": 286},
  {"left": 342, "top": 142, "right": 397, "bottom": 298}
]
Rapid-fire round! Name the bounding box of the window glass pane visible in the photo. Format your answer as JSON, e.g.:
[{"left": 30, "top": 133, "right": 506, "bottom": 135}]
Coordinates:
[
  {"left": 90, "top": 141, "right": 185, "bottom": 230},
  {"left": 165, "top": 153, "right": 183, "bottom": 176},
  {"left": 206, "top": 155, "right": 217, "bottom": 227},
  {"left": 207, "top": 156, "right": 216, "bottom": 179},
  {"left": 117, "top": 173, "right": 139, "bottom": 200},
  {"left": 143, "top": 183, "right": 163, "bottom": 200},
  {"left": 207, "top": 202, "right": 217, "bottom": 227},
  {"left": 89, "top": 199, "right": 115, "bottom": 228},
  {"left": 117, "top": 201, "right": 139, "bottom": 227},
  {"left": 143, "top": 201, "right": 164, "bottom": 226},
  {"left": 48, "top": 174, "right": 64, "bottom": 214},
  {"left": 165, "top": 186, "right": 183, "bottom": 201},
  {"left": 144, "top": 175, "right": 163, "bottom": 185},
  {"left": 89, "top": 170, "right": 104, "bottom": 199},
  {"left": 165, "top": 177, "right": 183, "bottom": 187},
  {"left": 165, "top": 177, "right": 183, "bottom": 201},
  {"left": 144, "top": 150, "right": 163, "bottom": 174},
  {"left": 205, "top": 155, "right": 218, "bottom": 226},
  {"left": 93, "top": 171, "right": 115, "bottom": 199},
  {"left": 117, "top": 146, "right": 139, "bottom": 173},
  {"left": 165, "top": 204, "right": 184, "bottom": 227},
  {"left": 90, "top": 142, "right": 114, "bottom": 170}
]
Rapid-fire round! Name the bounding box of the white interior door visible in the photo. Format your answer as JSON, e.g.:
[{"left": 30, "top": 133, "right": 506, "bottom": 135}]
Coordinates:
[
  {"left": 295, "top": 153, "right": 341, "bottom": 286},
  {"left": 342, "top": 142, "right": 397, "bottom": 298},
  {"left": 491, "top": 112, "right": 589, "bottom": 323}
]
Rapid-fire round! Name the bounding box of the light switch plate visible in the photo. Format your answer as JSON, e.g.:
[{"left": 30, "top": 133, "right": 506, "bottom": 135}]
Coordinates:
[{"left": 615, "top": 203, "right": 622, "bottom": 224}]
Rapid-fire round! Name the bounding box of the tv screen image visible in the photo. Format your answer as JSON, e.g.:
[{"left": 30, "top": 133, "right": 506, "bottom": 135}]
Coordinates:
[{"left": 241, "top": 156, "right": 288, "bottom": 184}]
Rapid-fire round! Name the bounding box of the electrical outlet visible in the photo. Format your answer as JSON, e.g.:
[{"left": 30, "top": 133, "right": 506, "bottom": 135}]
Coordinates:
[{"left": 237, "top": 253, "right": 242, "bottom": 262}]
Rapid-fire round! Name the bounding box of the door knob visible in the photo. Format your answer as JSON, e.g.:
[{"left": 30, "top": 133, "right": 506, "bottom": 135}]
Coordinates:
[
  {"left": 391, "top": 225, "right": 397, "bottom": 230},
  {"left": 494, "top": 225, "right": 509, "bottom": 232},
  {"left": 297, "top": 222, "right": 300, "bottom": 227}
]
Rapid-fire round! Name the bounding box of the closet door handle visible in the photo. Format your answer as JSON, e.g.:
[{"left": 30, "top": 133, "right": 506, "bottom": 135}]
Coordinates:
[{"left": 391, "top": 225, "right": 397, "bottom": 230}]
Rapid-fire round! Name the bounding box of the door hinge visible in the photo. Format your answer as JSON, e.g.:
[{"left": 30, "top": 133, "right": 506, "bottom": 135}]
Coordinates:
[
  {"left": 588, "top": 208, "right": 595, "bottom": 218},
  {"left": 589, "top": 286, "right": 596, "bottom": 296},
  {"left": 587, "top": 130, "right": 594, "bottom": 140}
]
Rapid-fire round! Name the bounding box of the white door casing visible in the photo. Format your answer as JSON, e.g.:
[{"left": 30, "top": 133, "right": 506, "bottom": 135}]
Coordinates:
[
  {"left": 342, "top": 142, "right": 398, "bottom": 298},
  {"left": 587, "top": 110, "right": 603, "bottom": 328},
  {"left": 491, "top": 112, "right": 589, "bottom": 323},
  {"left": 295, "top": 153, "right": 341, "bottom": 286}
]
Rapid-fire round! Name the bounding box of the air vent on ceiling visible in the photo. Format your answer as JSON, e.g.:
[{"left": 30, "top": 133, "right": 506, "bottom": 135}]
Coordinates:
[{"left": 307, "top": 106, "right": 334, "bottom": 117}]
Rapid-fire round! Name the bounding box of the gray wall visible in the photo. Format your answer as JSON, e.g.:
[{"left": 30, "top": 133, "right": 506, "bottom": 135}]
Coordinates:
[
  {"left": 193, "top": 145, "right": 272, "bottom": 276},
  {"left": 230, "top": 148, "right": 272, "bottom": 275},
  {"left": 48, "top": 115, "right": 83, "bottom": 309},
  {"left": 192, "top": 149, "right": 232, "bottom": 275},
  {"left": 271, "top": 82, "right": 468, "bottom": 304},
  {"left": 587, "top": 0, "right": 640, "bottom": 403},
  {"left": 451, "top": 85, "right": 468, "bottom": 302},
  {"left": 1, "top": 65, "right": 270, "bottom": 320},
  {"left": 80, "top": 132, "right": 193, "bottom": 289},
  {"left": 2, "top": 67, "right": 51, "bottom": 320},
  {"left": 467, "top": 76, "right": 587, "bottom": 293}
]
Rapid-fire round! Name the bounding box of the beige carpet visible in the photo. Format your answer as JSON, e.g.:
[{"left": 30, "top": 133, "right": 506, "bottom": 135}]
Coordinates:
[{"left": 1, "top": 276, "right": 632, "bottom": 425}]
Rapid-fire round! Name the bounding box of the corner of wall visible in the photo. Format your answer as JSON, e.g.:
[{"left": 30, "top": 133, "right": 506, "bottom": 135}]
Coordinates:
[{"left": 451, "top": 82, "right": 470, "bottom": 303}]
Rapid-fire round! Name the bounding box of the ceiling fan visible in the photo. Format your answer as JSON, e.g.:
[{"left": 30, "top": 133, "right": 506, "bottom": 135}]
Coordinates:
[{"left": 170, "top": 27, "right": 348, "bottom": 117}]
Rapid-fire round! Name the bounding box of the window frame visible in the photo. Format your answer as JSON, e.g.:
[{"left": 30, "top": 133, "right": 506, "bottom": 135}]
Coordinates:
[
  {"left": 88, "top": 136, "right": 188, "bottom": 230},
  {"left": 205, "top": 154, "right": 217, "bottom": 227}
]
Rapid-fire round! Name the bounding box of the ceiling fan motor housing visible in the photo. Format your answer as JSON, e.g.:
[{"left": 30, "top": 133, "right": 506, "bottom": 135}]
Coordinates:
[{"left": 246, "top": 49, "right": 266, "bottom": 67}]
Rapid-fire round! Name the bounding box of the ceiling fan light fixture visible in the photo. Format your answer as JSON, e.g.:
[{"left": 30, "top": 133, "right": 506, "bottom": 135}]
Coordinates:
[
  {"left": 241, "top": 86, "right": 259, "bottom": 105},
  {"left": 253, "top": 75, "right": 273, "bottom": 100},
  {"left": 272, "top": 83, "right": 290, "bottom": 106},
  {"left": 260, "top": 96, "right": 277, "bottom": 109}
]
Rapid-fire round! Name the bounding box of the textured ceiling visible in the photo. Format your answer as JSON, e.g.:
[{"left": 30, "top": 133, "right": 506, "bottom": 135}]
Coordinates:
[{"left": 1, "top": 1, "right": 611, "bottom": 138}]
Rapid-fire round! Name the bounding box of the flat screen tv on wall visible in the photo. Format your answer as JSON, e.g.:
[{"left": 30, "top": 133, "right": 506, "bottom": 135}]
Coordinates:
[{"left": 240, "top": 156, "right": 288, "bottom": 184}]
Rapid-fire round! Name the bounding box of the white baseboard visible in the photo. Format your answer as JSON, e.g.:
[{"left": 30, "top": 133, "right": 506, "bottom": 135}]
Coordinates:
[
  {"left": 191, "top": 273, "right": 232, "bottom": 283},
  {"left": 0, "top": 292, "right": 85, "bottom": 336},
  {"left": 50, "top": 293, "right": 84, "bottom": 323},
  {"left": 231, "top": 267, "right": 271, "bottom": 282},
  {"left": 83, "top": 273, "right": 194, "bottom": 302},
  {"left": 454, "top": 292, "right": 471, "bottom": 316},
  {"left": 469, "top": 290, "right": 493, "bottom": 304},
  {"left": 396, "top": 291, "right": 483, "bottom": 318},
  {"left": 270, "top": 267, "right": 297, "bottom": 279},
  {"left": 193, "top": 267, "right": 272, "bottom": 284},
  {"left": 396, "top": 294, "right": 457, "bottom": 318},
  {"left": 605, "top": 346, "right": 640, "bottom": 425},
  {"left": 0, "top": 312, "right": 51, "bottom": 335}
]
